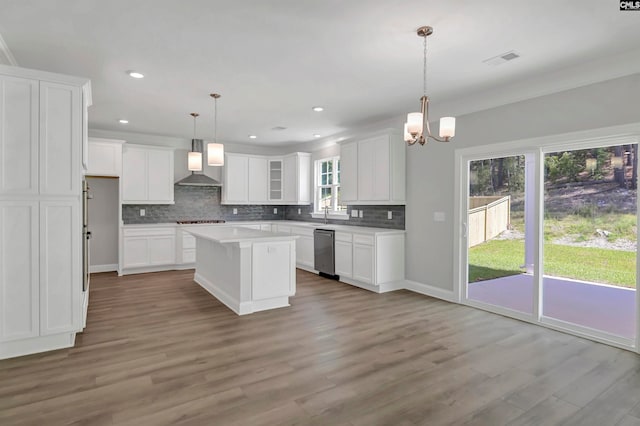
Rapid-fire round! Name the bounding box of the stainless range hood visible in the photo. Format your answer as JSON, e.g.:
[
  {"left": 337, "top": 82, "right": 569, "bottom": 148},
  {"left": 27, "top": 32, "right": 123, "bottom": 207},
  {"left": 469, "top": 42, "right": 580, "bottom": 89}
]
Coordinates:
[{"left": 176, "top": 139, "right": 222, "bottom": 187}]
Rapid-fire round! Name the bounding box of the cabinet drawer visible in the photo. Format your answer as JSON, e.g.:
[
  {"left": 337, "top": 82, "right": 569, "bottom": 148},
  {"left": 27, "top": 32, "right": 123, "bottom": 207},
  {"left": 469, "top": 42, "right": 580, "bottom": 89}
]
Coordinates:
[
  {"left": 335, "top": 231, "right": 352, "bottom": 242},
  {"left": 123, "top": 227, "right": 175, "bottom": 237},
  {"left": 182, "top": 234, "right": 196, "bottom": 249},
  {"left": 353, "top": 234, "right": 374, "bottom": 246}
]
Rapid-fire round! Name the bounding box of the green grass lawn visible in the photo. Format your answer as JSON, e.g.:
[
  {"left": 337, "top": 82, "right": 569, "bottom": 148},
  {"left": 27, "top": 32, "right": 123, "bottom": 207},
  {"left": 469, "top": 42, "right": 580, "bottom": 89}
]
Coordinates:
[{"left": 468, "top": 239, "right": 637, "bottom": 288}]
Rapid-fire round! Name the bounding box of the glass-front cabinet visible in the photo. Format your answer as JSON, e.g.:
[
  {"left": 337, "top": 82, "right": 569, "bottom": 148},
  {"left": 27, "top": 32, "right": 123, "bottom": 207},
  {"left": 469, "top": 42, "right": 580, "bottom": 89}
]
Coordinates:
[{"left": 269, "top": 159, "right": 283, "bottom": 201}]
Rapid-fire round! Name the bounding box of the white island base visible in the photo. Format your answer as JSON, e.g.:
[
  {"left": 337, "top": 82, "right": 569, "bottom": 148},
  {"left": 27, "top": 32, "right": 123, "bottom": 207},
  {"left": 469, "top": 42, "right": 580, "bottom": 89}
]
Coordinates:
[{"left": 187, "top": 227, "right": 297, "bottom": 315}]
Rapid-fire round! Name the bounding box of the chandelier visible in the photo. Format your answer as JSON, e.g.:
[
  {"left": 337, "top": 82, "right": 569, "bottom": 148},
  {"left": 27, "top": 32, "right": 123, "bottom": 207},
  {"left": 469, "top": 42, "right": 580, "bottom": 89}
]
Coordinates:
[{"left": 404, "top": 26, "right": 456, "bottom": 146}]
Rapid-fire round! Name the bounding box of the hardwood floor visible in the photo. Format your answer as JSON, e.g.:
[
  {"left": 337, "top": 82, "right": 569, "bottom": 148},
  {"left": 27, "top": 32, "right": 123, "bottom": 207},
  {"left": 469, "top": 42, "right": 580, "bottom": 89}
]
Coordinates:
[{"left": 1, "top": 269, "right": 640, "bottom": 425}]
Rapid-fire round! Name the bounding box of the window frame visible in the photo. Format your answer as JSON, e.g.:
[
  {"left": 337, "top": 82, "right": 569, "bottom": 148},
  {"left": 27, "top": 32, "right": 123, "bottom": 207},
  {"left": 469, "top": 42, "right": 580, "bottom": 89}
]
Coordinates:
[{"left": 313, "top": 156, "right": 347, "bottom": 217}]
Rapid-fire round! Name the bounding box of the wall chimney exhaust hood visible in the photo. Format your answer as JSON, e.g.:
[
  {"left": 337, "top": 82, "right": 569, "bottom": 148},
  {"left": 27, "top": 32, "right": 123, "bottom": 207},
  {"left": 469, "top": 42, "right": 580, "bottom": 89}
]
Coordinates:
[{"left": 176, "top": 138, "right": 222, "bottom": 186}]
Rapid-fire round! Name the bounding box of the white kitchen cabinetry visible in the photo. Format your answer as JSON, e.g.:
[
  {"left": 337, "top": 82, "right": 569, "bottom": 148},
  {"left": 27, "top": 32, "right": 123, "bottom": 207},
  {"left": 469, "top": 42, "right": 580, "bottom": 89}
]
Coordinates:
[
  {"left": 283, "top": 153, "right": 311, "bottom": 205},
  {"left": 122, "top": 144, "right": 174, "bottom": 204},
  {"left": 334, "top": 232, "right": 353, "bottom": 278},
  {"left": 248, "top": 157, "right": 268, "bottom": 202},
  {"left": 340, "top": 143, "right": 357, "bottom": 202},
  {"left": 268, "top": 159, "right": 283, "bottom": 201},
  {"left": 352, "top": 234, "right": 375, "bottom": 284},
  {"left": 122, "top": 227, "right": 176, "bottom": 273},
  {"left": 86, "top": 138, "right": 125, "bottom": 177},
  {"left": 340, "top": 132, "right": 405, "bottom": 205},
  {"left": 222, "top": 152, "right": 311, "bottom": 205},
  {"left": 222, "top": 153, "right": 249, "bottom": 204},
  {"left": 289, "top": 225, "right": 314, "bottom": 268},
  {"left": 0, "top": 65, "right": 90, "bottom": 360}
]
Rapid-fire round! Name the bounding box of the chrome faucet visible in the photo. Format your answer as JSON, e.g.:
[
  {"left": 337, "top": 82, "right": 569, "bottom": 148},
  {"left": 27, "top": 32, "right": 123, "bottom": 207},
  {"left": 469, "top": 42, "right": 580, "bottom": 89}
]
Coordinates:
[{"left": 324, "top": 205, "right": 329, "bottom": 224}]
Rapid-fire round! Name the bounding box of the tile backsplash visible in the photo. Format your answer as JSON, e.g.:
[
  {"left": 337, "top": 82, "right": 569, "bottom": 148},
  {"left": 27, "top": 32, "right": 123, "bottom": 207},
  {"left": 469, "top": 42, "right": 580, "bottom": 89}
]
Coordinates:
[
  {"left": 122, "top": 185, "right": 405, "bottom": 229},
  {"left": 284, "top": 204, "right": 405, "bottom": 229},
  {"left": 122, "top": 186, "right": 285, "bottom": 224}
]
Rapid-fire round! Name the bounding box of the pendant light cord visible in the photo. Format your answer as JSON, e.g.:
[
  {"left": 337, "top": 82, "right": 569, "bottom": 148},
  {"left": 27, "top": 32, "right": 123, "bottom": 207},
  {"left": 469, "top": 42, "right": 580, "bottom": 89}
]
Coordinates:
[
  {"left": 214, "top": 97, "right": 218, "bottom": 142},
  {"left": 193, "top": 114, "right": 197, "bottom": 138},
  {"left": 423, "top": 34, "right": 428, "bottom": 97}
]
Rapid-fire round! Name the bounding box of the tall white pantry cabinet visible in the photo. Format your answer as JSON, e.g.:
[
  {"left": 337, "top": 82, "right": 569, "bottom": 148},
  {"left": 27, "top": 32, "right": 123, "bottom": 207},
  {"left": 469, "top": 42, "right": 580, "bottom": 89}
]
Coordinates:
[{"left": 0, "top": 65, "right": 91, "bottom": 360}]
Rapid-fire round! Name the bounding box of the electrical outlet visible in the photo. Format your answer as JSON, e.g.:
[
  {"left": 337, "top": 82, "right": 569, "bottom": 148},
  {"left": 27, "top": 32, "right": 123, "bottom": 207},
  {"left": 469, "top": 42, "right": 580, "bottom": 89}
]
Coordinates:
[
  {"left": 139, "top": 209, "right": 145, "bottom": 217},
  {"left": 434, "top": 211, "right": 446, "bottom": 222},
  {"left": 233, "top": 208, "right": 238, "bottom": 215},
  {"left": 351, "top": 209, "right": 358, "bottom": 218},
  {"left": 297, "top": 208, "right": 301, "bottom": 215},
  {"left": 273, "top": 208, "right": 278, "bottom": 214},
  {"left": 387, "top": 211, "right": 393, "bottom": 220},
  {"left": 359, "top": 210, "right": 363, "bottom": 218}
]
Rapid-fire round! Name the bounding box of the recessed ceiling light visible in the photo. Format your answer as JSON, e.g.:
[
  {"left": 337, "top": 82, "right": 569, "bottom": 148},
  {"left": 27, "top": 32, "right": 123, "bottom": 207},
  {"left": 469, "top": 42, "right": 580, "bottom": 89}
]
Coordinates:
[
  {"left": 127, "top": 71, "right": 144, "bottom": 79},
  {"left": 312, "top": 106, "right": 324, "bottom": 112},
  {"left": 314, "top": 134, "right": 321, "bottom": 138},
  {"left": 118, "top": 119, "right": 129, "bottom": 124},
  {"left": 249, "top": 135, "right": 257, "bottom": 139}
]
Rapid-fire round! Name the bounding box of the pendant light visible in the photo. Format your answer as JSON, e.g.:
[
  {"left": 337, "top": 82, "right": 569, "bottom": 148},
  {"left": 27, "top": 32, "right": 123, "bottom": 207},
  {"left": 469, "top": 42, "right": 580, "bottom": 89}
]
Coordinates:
[
  {"left": 188, "top": 113, "right": 203, "bottom": 171},
  {"left": 207, "top": 93, "right": 224, "bottom": 166},
  {"left": 404, "top": 26, "right": 456, "bottom": 146}
]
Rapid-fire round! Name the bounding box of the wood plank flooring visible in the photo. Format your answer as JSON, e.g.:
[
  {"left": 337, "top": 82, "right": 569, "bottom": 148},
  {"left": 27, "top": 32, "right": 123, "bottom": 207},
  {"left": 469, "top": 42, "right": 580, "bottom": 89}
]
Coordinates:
[{"left": 1, "top": 269, "right": 640, "bottom": 425}]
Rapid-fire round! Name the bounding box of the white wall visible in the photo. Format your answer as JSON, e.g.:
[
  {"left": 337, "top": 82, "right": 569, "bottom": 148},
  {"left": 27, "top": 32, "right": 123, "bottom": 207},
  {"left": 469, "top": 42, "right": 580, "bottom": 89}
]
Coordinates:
[
  {"left": 87, "top": 177, "right": 119, "bottom": 270},
  {"left": 405, "top": 73, "right": 640, "bottom": 292}
]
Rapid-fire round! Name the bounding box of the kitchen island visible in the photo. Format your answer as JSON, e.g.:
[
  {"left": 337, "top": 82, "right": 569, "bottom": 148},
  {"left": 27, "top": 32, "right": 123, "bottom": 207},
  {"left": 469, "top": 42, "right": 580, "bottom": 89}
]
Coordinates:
[{"left": 185, "top": 226, "right": 298, "bottom": 315}]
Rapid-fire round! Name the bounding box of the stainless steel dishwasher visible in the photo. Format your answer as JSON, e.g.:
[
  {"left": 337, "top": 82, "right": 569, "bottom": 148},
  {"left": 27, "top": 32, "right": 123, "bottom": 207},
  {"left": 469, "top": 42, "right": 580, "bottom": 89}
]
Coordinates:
[{"left": 314, "top": 228, "right": 338, "bottom": 279}]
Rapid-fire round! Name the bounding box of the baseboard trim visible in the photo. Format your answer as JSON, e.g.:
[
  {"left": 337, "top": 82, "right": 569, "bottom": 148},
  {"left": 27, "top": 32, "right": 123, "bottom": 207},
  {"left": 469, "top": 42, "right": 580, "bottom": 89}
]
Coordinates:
[
  {"left": 90, "top": 263, "right": 118, "bottom": 273},
  {"left": 403, "top": 279, "right": 457, "bottom": 303},
  {"left": 194, "top": 272, "right": 247, "bottom": 315},
  {"left": 0, "top": 332, "right": 76, "bottom": 360}
]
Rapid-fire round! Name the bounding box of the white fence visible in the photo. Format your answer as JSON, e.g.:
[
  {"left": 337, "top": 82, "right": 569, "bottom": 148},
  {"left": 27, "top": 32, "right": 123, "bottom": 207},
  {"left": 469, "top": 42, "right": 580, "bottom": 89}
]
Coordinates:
[{"left": 468, "top": 195, "right": 511, "bottom": 248}]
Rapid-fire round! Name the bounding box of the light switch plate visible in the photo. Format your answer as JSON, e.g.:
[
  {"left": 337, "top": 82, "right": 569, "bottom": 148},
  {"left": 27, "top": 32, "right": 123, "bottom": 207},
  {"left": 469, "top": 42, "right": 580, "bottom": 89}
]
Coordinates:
[
  {"left": 233, "top": 208, "right": 238, "bottom": 215},
  {"left": 387, "top": 211, "right": 393, "bottom": 220},
  {"left": 359, "top": 210, "right": 363, "bottom": 218},
  {"left": 273, "top": 208, "right": 278, "bottom": 214},
  {"left": 297, "top": 208, "right": 301, "bottom": 215},
  {"left": 434, "top": 211, "right": 446, "bottom": 222},
  {"left": 351, "top": 209, "right": 358, "bottom": 218},
  {"left": 139, "top": 209, "right": 145, "bottom": 217}
]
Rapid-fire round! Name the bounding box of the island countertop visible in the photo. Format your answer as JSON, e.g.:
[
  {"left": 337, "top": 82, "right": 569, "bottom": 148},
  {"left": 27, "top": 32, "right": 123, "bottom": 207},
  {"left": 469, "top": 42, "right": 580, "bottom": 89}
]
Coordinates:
[{"left": 184, "top": 226, "right": 298, "bottom": 244}]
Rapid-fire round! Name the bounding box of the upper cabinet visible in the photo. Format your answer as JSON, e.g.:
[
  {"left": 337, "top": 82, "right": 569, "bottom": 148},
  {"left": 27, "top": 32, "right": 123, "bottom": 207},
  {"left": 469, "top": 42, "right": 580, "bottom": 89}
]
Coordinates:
[
  {"left": 268, "top": 159, "right": 283, "bottom": 201},
  {"left": 340, "top": 132, "right": 405, "bottom": 205},
  {"left": 223, "top": 153, "right": 249, "bottom": 204},
  {"left": 283, "top": 152, "right": 311, "bottom": 205},
  {"left": 0, "top": 75, "right": 38, "bottom": 195},
  {"left": 86, "top": 138, "right": 125, "bottom": 177},
  {"left": 222, "top": 152, "right": 311, "bottom": 205},
  {"left": 122, "top": 144, "right": 175, "bottom": 204}
]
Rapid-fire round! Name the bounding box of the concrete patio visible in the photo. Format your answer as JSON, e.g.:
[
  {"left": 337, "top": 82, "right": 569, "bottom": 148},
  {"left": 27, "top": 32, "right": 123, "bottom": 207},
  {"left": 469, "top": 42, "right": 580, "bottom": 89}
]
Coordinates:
[{"left": 468, "top": 273, "right": 637, "bottom": 339}]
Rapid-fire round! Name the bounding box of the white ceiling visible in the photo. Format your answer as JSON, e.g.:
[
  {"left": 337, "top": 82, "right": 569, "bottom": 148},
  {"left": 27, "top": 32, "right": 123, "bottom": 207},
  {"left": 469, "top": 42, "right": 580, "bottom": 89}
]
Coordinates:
[{"left": 1, "top": 0, "right": 640, "bottom": 146}]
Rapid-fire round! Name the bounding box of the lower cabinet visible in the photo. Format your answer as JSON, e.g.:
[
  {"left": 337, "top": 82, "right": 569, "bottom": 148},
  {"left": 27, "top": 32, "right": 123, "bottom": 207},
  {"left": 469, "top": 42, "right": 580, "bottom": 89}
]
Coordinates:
[
  {"left": 1, "top": 199, "right": 82, "bottom": 359},
  {"left": 122, "top": 227, "right": 175, "bottom": 272},
  {"left": 353, "top": 237, "right": 375, "bottom": 284},
  {"left": 334, "top": 232, "right": 353, "bottom": 278},
  {"left": 289, "top": 225, "right": 314, "bottom": 269}
]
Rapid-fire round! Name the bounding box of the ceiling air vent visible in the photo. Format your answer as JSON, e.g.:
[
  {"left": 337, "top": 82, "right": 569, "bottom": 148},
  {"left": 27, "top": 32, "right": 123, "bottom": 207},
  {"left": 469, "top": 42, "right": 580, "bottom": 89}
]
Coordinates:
[
  {"left": 483, "top": 50, "right": 520, "bottom": 66},
  {"left": 272, "top": 126, "right": 287, "bottom": 131}
]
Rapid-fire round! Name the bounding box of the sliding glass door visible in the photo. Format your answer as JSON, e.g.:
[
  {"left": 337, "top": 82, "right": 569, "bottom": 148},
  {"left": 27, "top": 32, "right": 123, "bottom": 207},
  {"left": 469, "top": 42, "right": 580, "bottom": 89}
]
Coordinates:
[
  {"left": 542, "top": 145, "right": 637, "bottom": 340},
  {"left": 459, "top": 136, "right": 639, "bottom": 349},
  {"left": 466, "top": 154, "right": 534, "bottom": 315}
]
